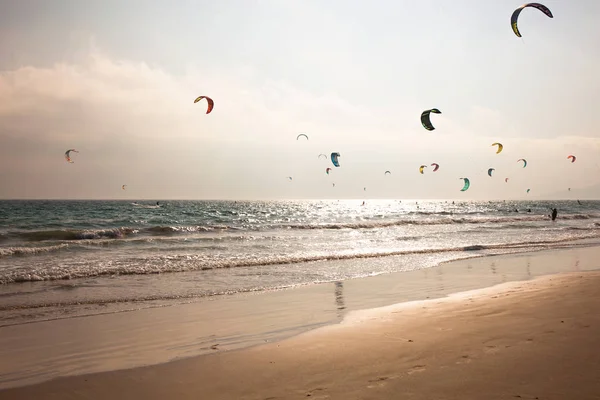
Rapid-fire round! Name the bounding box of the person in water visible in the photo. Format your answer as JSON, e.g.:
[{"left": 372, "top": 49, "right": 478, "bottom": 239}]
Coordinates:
[{"left": 551, "top": 208, "right": 558, "bottom": 221}]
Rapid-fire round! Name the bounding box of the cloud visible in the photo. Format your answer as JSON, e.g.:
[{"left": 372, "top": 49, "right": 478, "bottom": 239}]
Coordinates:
[
  {"left": 1, "top": 51, "right": 599, "bottom": 200},
  {"left": 0, "top": 52, "right": 395, "bottom": 199}
]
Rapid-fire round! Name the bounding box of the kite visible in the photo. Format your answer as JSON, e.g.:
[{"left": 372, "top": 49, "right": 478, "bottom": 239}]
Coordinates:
[
  {"left": 318, "top": 154, "right": 327, "bottom": 160},
  {"left": 488, "top": 168, "right": 495, "bottom": 177},
  {"left": 287, "top": 176, "right": 293, "bottom": 181},
  {"left": 518, "top": 159, "right": 527, "bottom": 168},
  {"left": 193, "top": 96, "right": 214, "bottom": 114},
  {"left": 431, "top": 163, "right": 440, "bottom": 172},
  {"left": 527, "top": 189, "right": 531, "bottom": 193},
  {"left": 296, "top": 134, "right": 308, "bottom": 140},
  {"left": 460, "top": 178, "right": 470, "bottom": 192},
  {"left": 567, "top": 155, "right": 576, "bottom": 163},
  {"left": 326, "top": 168, "right": 332, "bottom": 175},
  {"left": 419, "top": 165, "right": 427, "bottom": 174},
  {"left": 511, "top": 3, "right": 553, "bottom": 38},
  {"left": 505, "top": 178, "right": 509, "bottom": 183},
  {"left": 331, "top": 152, "right": 341, "bottom": 167},
  {"left": 421, "top": 109, "right": 441, "bottom": 131},
  {"left": 384, "top": 170, "right": 391, "bottom": 175},
  {"left": 64, "top": 149, "right": 79, "bottom": 163},
  {"left": 492, "top": 143, "right": 503, "bottom": 154},
  {"left": 122, "top": 185, "right": 127, "bottom": 190}
]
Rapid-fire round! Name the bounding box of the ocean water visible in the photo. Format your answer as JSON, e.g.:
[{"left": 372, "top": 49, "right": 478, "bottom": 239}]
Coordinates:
[{"left": 1, "top": 199, "right": 600, "bottom": 326}]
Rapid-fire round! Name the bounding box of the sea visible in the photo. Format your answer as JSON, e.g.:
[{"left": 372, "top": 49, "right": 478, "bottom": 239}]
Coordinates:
[{"left": 1, "top": 199, "right": 600, "bottom": 327}]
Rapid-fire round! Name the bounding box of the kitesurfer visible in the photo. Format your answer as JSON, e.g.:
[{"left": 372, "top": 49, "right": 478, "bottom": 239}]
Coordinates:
[{"left": 551, "top": 208, "right": 558, "bottom": 221}]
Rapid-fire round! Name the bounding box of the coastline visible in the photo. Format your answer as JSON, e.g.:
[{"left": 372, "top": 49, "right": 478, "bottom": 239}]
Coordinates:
[
  {"left": 2, "top": 269, "right": 600, "bottom": 399},
  {"left": 1, "top": 244, "right": 600, "bottom": 393}
]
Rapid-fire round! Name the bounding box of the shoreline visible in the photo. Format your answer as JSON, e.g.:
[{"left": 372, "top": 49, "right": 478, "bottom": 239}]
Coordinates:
[
  {"left": 1, "top": 244, "right": 600, "bottom": 391},
  {"left": 2, "top": 270, "right": 600, "bottom": 399}
]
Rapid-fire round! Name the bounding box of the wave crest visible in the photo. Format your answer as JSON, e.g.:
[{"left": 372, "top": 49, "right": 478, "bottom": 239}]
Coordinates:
[
  {"left": 0, "top": 244, "right": 69, "bottom": 258},
  {"left": 3, "top": 235, "right": 597, "bottom": 284}
]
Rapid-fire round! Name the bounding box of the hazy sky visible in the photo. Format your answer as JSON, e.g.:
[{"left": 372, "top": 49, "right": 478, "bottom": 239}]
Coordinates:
[{"left": 1, "top": 0, "right": 600, "bottom": 200}]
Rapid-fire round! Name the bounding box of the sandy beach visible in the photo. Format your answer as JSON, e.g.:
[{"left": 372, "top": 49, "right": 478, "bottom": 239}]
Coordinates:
[
  {"left": 1, "top": 245, "right": 599, "bottom": 391},
  {"left": 2, "top": 257, "right": 600, "bottom": 399}
]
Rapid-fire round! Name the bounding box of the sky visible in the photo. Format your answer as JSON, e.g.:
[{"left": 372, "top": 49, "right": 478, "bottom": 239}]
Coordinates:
[{"left": 1, "top": 0, "right": 600, "bottom": 200}]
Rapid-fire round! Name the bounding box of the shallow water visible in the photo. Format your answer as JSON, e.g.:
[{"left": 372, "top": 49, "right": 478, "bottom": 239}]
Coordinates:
[{"left": 1, "top": 199, "right": 599, "bottom": 325}]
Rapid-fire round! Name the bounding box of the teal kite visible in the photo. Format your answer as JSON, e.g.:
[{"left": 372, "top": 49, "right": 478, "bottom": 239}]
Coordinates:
[
  {"left": 331, "top": 152, "right": 341, "bottom": 167},
  {"left": 460, "top": 178, "right": 470, "bottom": 192}
]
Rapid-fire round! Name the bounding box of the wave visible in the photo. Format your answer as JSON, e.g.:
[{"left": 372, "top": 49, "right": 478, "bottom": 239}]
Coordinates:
[
  {"left": 282, "top": 213, "right": 600, "bottom": 230},
  {"left": 145, "top": 225, "right": 232, "bottom": 234},
  {"left": 3, "top": 235, "right": 599, "bottom": 284},
  {"left": 3, "top": 211, "right": 600, "bottom": 245},
  {"left": 0, "top": 233, "right": 284, "bottom": 256},
  {"left": 11, "top": 228, "right": 138, "bottom": 242},
  {"left": 0, "top": 244, "right": 69, "bottom": 257},
  {"left": 5, "top": 225, "right": 236, "bottom": 243}
]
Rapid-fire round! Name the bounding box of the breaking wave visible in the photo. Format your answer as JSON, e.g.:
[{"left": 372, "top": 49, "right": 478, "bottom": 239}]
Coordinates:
[{"left": 3, "top": 235, "right": 598, "bottom": 284}]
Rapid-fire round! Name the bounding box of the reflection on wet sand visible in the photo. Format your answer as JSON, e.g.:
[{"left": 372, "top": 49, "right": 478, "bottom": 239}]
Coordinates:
[
  {"left": 335, "top": 246, "right": 600, "bottom": 316},
  {"left": 334, "top": 281, "right": 345, "bottom": 319}
]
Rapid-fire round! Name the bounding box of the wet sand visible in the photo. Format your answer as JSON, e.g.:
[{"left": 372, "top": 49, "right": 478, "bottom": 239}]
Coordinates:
[{"left": 2, "top": 270, "right": 600, "bottom": 399}]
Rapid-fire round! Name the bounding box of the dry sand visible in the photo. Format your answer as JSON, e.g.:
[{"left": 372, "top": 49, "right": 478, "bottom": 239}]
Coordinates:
[{"left": 2, "top": 271, "right": 599, "bottom": 400}]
